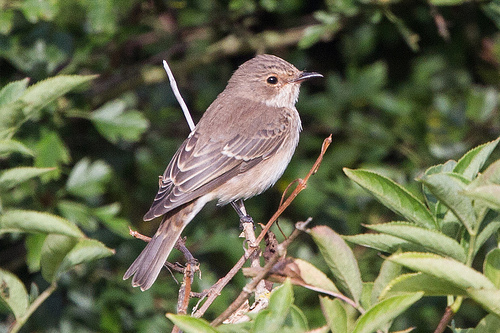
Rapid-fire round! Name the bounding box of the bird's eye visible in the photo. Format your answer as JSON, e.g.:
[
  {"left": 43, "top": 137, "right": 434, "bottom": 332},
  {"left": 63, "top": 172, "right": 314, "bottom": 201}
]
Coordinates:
[{"left": 266, "top": 76, "right": 278, "bottom": 85}]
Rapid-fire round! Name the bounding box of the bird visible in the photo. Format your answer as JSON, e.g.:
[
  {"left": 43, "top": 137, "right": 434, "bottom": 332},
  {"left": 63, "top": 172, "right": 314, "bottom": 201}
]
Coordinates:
[{"left": 123, "top": 54, "right": 322, "bottom": 291}]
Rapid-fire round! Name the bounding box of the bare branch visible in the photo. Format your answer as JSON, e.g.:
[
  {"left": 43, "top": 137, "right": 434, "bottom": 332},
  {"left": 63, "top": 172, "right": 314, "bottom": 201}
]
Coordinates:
[
  {"left": 193, "top": 135, "right": 332, "bottom": 319},
  {"left": 211, "top": 218, "right": 312, "bottom": 326}
]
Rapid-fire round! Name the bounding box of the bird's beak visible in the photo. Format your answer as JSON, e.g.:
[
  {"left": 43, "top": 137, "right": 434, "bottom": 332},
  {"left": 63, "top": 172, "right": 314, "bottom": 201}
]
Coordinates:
[{"left": 292, "top": 71, "right": 323, "bottom": 83}]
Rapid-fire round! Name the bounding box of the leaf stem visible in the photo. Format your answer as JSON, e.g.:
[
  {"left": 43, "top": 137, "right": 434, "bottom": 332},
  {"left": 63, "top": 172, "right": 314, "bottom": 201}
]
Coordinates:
[{"left": 9, "top": 283, "right": 57, "bottom": 333}]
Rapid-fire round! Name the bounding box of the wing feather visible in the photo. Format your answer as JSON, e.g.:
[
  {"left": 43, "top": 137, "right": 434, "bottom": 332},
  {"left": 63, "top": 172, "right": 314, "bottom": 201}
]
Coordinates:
[{"left": 143, "top": 98, "right": 295, "bottom": 221}]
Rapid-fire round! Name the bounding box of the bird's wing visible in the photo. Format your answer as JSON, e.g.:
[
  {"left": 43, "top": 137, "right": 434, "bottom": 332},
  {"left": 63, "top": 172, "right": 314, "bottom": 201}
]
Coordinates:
[{"left": 143, "top": 101, "right": 294, "bottom": 220}]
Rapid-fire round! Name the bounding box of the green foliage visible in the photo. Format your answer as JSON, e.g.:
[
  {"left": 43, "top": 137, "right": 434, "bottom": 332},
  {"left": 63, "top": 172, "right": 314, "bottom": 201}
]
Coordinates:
[
  {"left": 1, "top": 0, "right": 500, "bottom": 331},
  {"left": 344, "top": 138, "right": 500, "bottom": 327},
  {"left": 0, "top": 75, "right": 128, "bottom": 331}
]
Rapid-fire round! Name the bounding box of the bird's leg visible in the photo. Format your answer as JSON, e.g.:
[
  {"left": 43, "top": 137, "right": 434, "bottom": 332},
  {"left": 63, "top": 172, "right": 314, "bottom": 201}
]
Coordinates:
[{"left": 231, "top": 199, "right": 254, "bottom": 228}]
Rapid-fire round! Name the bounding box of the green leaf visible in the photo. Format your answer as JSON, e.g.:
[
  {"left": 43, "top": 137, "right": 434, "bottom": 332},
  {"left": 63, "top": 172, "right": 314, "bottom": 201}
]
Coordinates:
[
  {"left": 469, "top": 314, "right": 500, "bottom": 332},
  {"left": 0, "top": 268, "right": 29, "bottom": 319},
  {"left": 389, "top": 252, "right": 496, "bottom": 290},
  {"left": 309, "top": 226, "right": 363, "bottom": 303},
  {"left": 288, "top": 305, "right": 309, "bottom": 331},
  {"left": 0, "top": 78, "right": 29, "bottom": 106},
  {"left": 470, "top": 159, "right": 500, "bottom": 187},
  {"left": 57, "top": 239, "right": 114, "bottom": 275},
  {"left": 420, "top": 173, "right": 476, "bottom": 234},
  {"left": 39, "top": 237, "right": 113, "bottom": 284},
  {"left": 320, "top": 296, "right": 347, "bottom": 333},
  {"left": 429, "top": 0, "right": 469, "bottom": 5},
  {"left": 466, "top": 288, "right": 500, "bottom": 317},
  {"left": 360, "top": 282, "right": 374, "bottom": 310},
  {"left": 0, "top": 9, "right": 14, "bottom": 34},
  {"left": 484, "top": 248, "right": 500, "bottom": 288},
  {"left": 267, "top": 279, "right": 294, "bottom": 325},
  {"left": 25, "top": 233, "right": 46, "bottom": 272},
  {"left": 40, "top": 234, "right": 77, "bottom": 282},
  {"left": 466, "top": 86, "right": 498, "bottom": 123},
  {"left": 465, "top": 185, "right": 500, "bottom": 211},
  {"left": 66, "top": 158, "right": 112, "bottom": 199},
  {"left": 34, "top": 129, "right": 71, "bottom": 180},
  {"left": 93, "top": 203, "right": 131, "bottom": 238},
  {"left": 253, "top": 279, "right": 298, "bottom": 333},
  {"left": 57, "top": 200, "right": 98, "bottom": 230},
  {"left": 21, "top": 75, "right": 96, "bottom": 117},
  {"left": 0, "top": 167, "right": 56, "bottom": 190},
  {"left": 90, "top": 100, "right": 149, "bottom": 144},
  {"left": 20, "top": 0, "right": 59, "bottom": 23},
  {"left": 453, "top": 137, "right": 500, "bottom": 180},
  {"left": 476, "top": 222, "right": 500, "bottom": 256},
  {"left": 351, "top": 293, "right": 423, "bottom": 333},
  {"left": 422, "top": 160, "right": 457, "bottom": 214},
  {"left": 166, "top": 314, "right": 219, "bottom": 333},
  {"left": 343, "top": 233, "right": 425, "bottom": 253},
  {"left": 371, "top": 258, "right": 402, "bottom": 304},
  {"left": 0, "top": 210, "right": 84, "bottom": 238},
  {"left": 343, "top": 168, "right": 436, "bottom": 229},
  {"left": 380, "top": 273, "right": 465, "bottom": 298},
  {"left": 0, "top": 139, "right": 34, "bottom": 156},
  {"left": 365, "top": 222, "right": 466, "bottom": 262}
]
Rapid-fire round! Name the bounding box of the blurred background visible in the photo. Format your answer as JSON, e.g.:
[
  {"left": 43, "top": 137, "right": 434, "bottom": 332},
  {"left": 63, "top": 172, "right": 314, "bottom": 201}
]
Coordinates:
[{"left": 0, "top": 0, "right": 499, "bottom": 331}]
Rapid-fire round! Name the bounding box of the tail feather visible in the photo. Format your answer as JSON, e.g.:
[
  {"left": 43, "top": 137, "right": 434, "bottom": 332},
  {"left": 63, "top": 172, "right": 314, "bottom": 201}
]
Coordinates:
[{"left": 123, "top": 202, "right": 196, "bottom": 291}]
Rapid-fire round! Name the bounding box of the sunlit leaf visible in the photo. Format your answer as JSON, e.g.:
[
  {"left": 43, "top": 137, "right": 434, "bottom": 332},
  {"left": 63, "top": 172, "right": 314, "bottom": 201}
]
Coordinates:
[
  {"left": 91, "top": 99, "right": 149, "bottom": 144},
  {"left": 420, "top": 173, "right": 476, "bottom": 234},
  {"left": 484, "top": 248, "right": 500, "bottom": 288},
  {"left": 465, "top": 185, "right": 500, "bottom": 212},
  {"left": 0, "top": 167, "right": 56, "bottom": 190},
  {"left": 0, "top": 268, "right": 29, "bottom": 319},
  {"left": 166, "top": 314, "right": 218, "bottom": 333},
  {"left": 0, "top": 139, "right": 34, "bottom": 156},
  {"left": 66, "top": 158, "right": 112, "bottom": 199},
  {"left": 0, "top": 210, "right": 84, "bottom": 238},
  {"left": 320, "top": 296, "right": 347, "bottom": 333},
  {"left": 453, "top": 137, "right": 499, "bottom": 180},
  {"left": 40, "top": 234, "right": 77, "bottom": 282},
  {"left": 365, "top": 222, "right": 466, "bottom": 262},
  {"left": 21, "top": 75, "right": 96, "bottom": 117},
  {"left": 371, "top": 258, "right": 402, "bottom": 304},
  {"left": 309, "top": 226, "right": 363, "bottom": 303},
  {"left": 466, "top": 288, "right": 500, "bottom": 317},
  {"left": 344, "top": 233, "right": 424, "bottom": 253},
  {"left": 380, "top": 272, "right": 465, "bottom": 298},
  {"left": 0, "top": 78, "right": 29, "bottom": 106},
  {"left": 352, "top": 293, "right": 423, "bottom": 333},
  {"left": 344, "top": 168, "right": 436, "bottom": 229},
  {"left": 267, "top": 279, "right": 294, "bottom": 325},
  {"left": 389, "top": 252, "right": 495, "bottom": 290}
]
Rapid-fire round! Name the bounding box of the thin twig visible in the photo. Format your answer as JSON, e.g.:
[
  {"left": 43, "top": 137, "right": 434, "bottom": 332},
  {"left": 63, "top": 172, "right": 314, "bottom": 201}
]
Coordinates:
[
  {"left": 9, "top": 283, "right": 58, "bottom": 333},
  {"left": 434, "top": 306, "right": 455, "bottom": 333},
  {"left": 162, "top": 60, "right": 195, "bottom": 131},
  {"left": 211, "top": 219, "right": 312, "bottom": 326},
  {"left": 193, "top": 135, "right": 332, "bottom": 319}
]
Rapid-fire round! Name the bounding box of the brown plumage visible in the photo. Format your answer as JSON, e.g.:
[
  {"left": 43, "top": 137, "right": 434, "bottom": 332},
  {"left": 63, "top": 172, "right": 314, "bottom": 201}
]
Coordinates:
[{"left": 123, "top": 54, "right": 322, "bottom": 291}]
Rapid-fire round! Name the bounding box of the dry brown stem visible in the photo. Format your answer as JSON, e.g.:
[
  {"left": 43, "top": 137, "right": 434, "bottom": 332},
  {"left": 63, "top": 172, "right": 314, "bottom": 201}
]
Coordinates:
[{"left": 192, "top": 135, "right": 332, "bottom": 319}]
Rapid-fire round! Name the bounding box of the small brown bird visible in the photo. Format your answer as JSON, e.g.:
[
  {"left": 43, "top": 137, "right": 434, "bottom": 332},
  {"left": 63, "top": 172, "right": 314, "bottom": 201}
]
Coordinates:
[{"left": 123, "top": 54, "right": 322, "bottom": 290}]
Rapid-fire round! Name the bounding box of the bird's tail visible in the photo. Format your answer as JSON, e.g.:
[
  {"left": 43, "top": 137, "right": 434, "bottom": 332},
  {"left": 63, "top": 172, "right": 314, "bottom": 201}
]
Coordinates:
[{"left": 123, "top": 202, "right": 196, "bottom": 291}]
